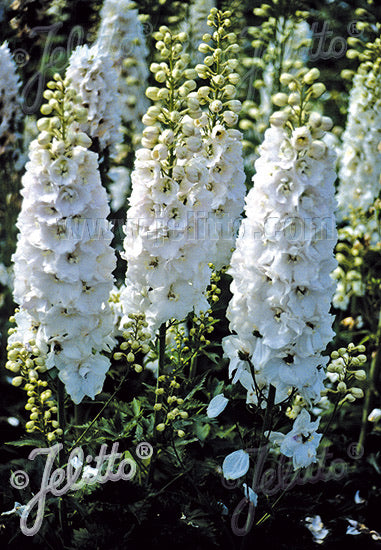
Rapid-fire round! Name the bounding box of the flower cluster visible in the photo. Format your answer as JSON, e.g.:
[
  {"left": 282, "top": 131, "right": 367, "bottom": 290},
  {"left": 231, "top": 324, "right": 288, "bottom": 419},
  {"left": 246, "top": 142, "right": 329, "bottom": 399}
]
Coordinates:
[
  {"left": 337, "top": 38, "right": 381, "bottom": 221},
  {"left": 153, "top": 373, "right": 189, "bottom": 438},
  {"left": 182, "top": 0, "right": 216, "bottom": 64},
  {"left": 240, "top": 4, "right": 312, "bottom": 152},
  {"left": 113, "top": 312, "right": 151, "bottom": 373},
  {"left": 65, "top": 43, "right": 122, "bottom": 152},
  {"left": 10, "top": 75, "right": 116, "bottom": 404},
  {"left": 6, "top": 322, "right": 60, "bottom": 442},
  {"left": 324, "top": 343, "right": 367, "bottom": 406},
  {"left": 332, "top": 222, "right": 368, "bottom": 310},
  {"left": 193, "top": 10, "right": 246, "bottom": 268},
  {"left": 0, "top": 41, "right": 21, "bottom": 151},
  {"left": 120, "top": 13, "right": 245, "bottom": 332},
  {"left": 97, "top": 0, "right": 149, "bottom": 128},
  {"left": 223, "top": 70, "right": 338, "bottom": 409}
]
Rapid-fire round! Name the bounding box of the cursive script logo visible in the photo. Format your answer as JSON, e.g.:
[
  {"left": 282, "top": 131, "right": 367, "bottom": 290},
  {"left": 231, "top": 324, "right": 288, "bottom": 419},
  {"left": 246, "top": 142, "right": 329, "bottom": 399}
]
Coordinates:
[{"left": 14, "top": 442, "right": 144, "bottom": 536}]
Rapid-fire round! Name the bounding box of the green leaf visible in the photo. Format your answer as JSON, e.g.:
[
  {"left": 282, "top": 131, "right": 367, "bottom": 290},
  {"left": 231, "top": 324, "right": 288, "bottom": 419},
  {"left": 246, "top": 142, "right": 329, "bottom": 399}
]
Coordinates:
[
  {"left": 132, "top": 397, "right": 141, "bottom": 416},
  {"left": 185, "top": 373, "right": 207, "bottom": 401},
  {"left": 195, "top": 423, "right": 210, "bottom": 441},
  {"left": 6, "top": 438, "right": 43, "bottom": 448}
]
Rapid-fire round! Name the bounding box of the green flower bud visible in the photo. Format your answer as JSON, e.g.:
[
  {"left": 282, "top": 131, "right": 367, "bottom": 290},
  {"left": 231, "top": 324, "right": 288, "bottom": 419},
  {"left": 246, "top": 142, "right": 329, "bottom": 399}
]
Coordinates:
[
  {"left": 12, "top": 376, "right": 23, "bottom": 387},
  {"left": 303, "top": 68, "right": 320, "bottom": 84},
  {"left": 350, "top": 388, "right": 364, "bottom": 399}
]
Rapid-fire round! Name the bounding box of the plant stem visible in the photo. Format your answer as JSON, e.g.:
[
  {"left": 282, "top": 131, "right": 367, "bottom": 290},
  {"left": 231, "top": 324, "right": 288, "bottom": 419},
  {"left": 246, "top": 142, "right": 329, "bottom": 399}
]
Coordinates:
[
  {"left": 148, "top": 322, "right": 166, "bottom": 484},
  {"left": 240, "top": 384, "right": 276, "bottom": 550},
  {"left": 189, "top": 352, "right": 198, "bottom": 379},
  {"left": 358, "top": 306, "right": 381, "bottom": 452},
  {"left": 69, "top": 364, "right": 131, "bottom": 452},
  {"left": 57, "top": 380, "right": 69, "bottom": 547}
]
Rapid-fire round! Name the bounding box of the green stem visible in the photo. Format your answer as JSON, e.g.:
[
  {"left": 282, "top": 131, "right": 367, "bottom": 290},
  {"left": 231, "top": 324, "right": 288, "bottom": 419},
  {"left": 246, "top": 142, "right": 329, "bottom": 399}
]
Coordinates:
[
  {"left": 358, "top": 307, "right": 381, "bottom": 452},
  {"left": 148, "top": 322, "right": 167, "bottom": 484},
  {"left": 57, "top": 380, "right": 69, "bottom": 547},
  {"left": 240, "top": 384, "right": 276, "bottom": 550},
  {"left": 68, "top": 364, "right": 131, "bottom": 453},
  {"left": 189, "top": 352, "right": 198, "bottom": 379}
]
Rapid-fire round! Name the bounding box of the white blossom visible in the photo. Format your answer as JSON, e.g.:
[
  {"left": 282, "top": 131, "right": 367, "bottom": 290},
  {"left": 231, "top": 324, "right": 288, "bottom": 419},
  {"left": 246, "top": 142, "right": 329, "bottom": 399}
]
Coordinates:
[
  {"left": 222, "top": 449, "right": 250, "bottom": 480},
  {"left": 108, "top": 166, "right": 131, "bottom": 211},
  {"left": 243, "top": 483, "right": 258, "bottom": 506},
  {"left": 305, "top": 515, "right": 329, "bottom": 544},
  {"left": 121, "top": 119, "right": 245, "bottom": 332},
  {"left": 270, "top": 409, "right": 322, "bottom": 469},
  {"left": 368, "top": 408, "right": 381, "bottom": 422},
  {"left": 182, "top": 0, "right": 216, "bottom": 64},
  {"left": 207, "top": 394, "right": 229, "bottom": 418},
  {"left": 337, "top": 67, "right": 381, "bottom": 220}
]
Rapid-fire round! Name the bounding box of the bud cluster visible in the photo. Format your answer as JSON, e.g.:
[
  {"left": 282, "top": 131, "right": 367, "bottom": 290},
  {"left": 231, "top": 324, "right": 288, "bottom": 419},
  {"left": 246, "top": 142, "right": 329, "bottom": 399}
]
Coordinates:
[
  {"left": 113, "top": 313, "right": 151, "bottom": 373},
  {"left": 6, "top": 316, "right": 60, "bottom": 442},
  {"left": 324, "top": 344, "right": 367, "bottom": 406},
  {"left": 154, "top": 374, "right": 189, "bottom": 438}
]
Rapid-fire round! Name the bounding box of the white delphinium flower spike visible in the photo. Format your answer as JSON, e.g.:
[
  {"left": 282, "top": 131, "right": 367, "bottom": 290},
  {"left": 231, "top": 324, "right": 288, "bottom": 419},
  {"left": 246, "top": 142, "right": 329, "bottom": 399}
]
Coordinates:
[
  {"left": 0, "top": 41, "right": 21, "bottom": 145},
  {"left": 97, "top": 0, "right": 149, "bottom": 127},
  {"left": 182, "top": 0, "right": 216, "bottom": 64},
  {"left": 223, "top": 73, "right": 337, "bottom": 410},
  {"left": 66, "top": 43, "right": 122, "bottom": 153},
  {"left": 337, "top": 52, "right": 381, "bottom": 220},
  {"left": 10, "top": 75, "right": 116, "bottom": 404},
  {"left": 121, "top": 15, "right": 245, "bottom": 333}
]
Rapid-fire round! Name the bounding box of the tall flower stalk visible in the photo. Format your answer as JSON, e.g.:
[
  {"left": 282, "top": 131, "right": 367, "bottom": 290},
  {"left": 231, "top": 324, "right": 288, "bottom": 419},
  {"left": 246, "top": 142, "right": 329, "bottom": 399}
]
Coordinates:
[
  {"left": 337, "top": 36, "right": 381, "bottom": 224},
  {"left": 223, "top": 68, "right": 337, "bottom": 456},
  {"left": 120, "top": 11, "right": 245, "bottom": 334},
  {"left": 97, "top": 0, "right": 149, "bottom": 130},
  {"left": 9, "top": 74, "right": 116, "bottom": 404}
]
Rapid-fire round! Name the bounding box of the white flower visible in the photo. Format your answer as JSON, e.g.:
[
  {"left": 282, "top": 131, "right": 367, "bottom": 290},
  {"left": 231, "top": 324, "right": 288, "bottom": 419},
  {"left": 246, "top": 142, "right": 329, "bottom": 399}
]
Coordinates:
[
  {"left": 346, "top": 519, "right": 361, "bottom": 536},
  {"left": 337, "top": 65, "right": 381, "bottom": 220},
  {"left": 354, "top": 490, "right": 365, "bottom": 504},
  {"left": 1, "top": 502, "right": 28, "bottom": 517},
  {"left": 181, "top": 0, "right": 216, "bottom": 64},
  {"left": 305, "top": 515, "right": 329, "bottom": 544},
  {"left": 11, "top": 94, "right": 116, "bottom": 403},
  {"left": 368, "top": 408, "right": 381, "bottom": 422},
  {"left": 207, "top": 394, "right": 229, "bottom": 418},
  {"left": 121, "top": 125, "right": 244, "bottom": 331},
  {"left": 222, "top": 449, "right": 250, "bottom": 480},
  {"left": 271, "top": 409, "right": 322, "bottom": 470}
]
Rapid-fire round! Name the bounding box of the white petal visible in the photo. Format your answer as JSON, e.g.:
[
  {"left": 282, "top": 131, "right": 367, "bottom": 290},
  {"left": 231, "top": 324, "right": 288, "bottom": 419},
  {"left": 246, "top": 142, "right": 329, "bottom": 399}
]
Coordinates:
[
  {"left": 243, "top": 483, "right": 258, "bottom": 506},
  {"left": 354, "top": 490, "right": 365, "bottom": 504},
  {"left": 207, "top": 394, "right": 229, "bottom": 418},
  {"left": 222, "top": 450, "right": 250, "bottom": 480}
]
